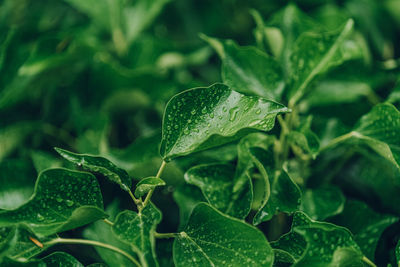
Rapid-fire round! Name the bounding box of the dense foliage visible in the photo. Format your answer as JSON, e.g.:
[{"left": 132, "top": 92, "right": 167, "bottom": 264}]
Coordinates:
[{"left": 1, "top": 0, "right": 400, "bottom": 266}]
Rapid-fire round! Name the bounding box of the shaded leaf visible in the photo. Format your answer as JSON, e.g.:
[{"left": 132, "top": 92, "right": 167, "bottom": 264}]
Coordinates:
[
  {"left": 396, "top": 239, "right": 400, "bottom": 267},
  {"left": 331, "top": 200, "right": 398, "bottom": 260},
  {"left": 300, "top": 185, "right": 345, "bottom": 220},
  {"left": 3, "top": 251, "right": 84, "bottom": 267},
  {"left": 203, "top": 36, "right": 284, "bottom": 100},
  {"left": 250, "top": 147, "right": 301, "bottom": 224},
  {"left": 160, "top": 83, "right": 289, "bottom": 161},
  {"left": 173, "top": 202, "right": 274, "bottom": 267},
  {"left": 55, "top": 148, "right": 132, "bottom": 191},
  {"left": 173, "top": 185, "right": 206, "bottom": 229},
  {"left": 0, "top": 122, "right": 36, "bottom": 162},
  {"left": 135, "top": 177, "right": 166, "bottom": 198},
  {"left": 184, "top": 163, "right": 252, "bottom": 219},
  {"left": 0, "top": 168, "right": 105, "bottom": 237},
  {"left": 112, "top": 203, "right": 162, "bottom": 267},
  {"left": 288, "top": 116, "right": 320, "bottom": 159}
]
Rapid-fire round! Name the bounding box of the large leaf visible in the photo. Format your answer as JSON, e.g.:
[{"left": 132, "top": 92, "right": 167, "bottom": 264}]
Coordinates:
[
  {"left": 288, "top": 19, "right": 357, "bottom": 106},
  {"left": 173, "top": 202, "right": 274, "bottom": 267},
  {"left": 331, "top": 200, "right": 398, "bottom": 260},
  {"left": 160, "top": 83, "right": 289, "bottom": 161},
  {"left": 184, "top": 163, "right": 252, "bottom": 219},
  {"left": 3, "top": 251, "right": 84, "bottom": 266},
  {"left": 250, "top": 147, "right": 301, "bottom": 224},
  {"left": 203, "top": 36, "right": 284, "bottom": 100},
  {"left": 0, "top": 168, "right": 105, "bottom": 237},
  {"left": 272, "top": 212, "right": 364, "bottom": 266},
  {"left": 300, "top": 185, "right": 345, "bottom": 220},
  {"left": 112, "top": 203, "right": 162, "bottom": 267},
  {"left": 55, "top": 148, "right": 132, "bottom": 191}
]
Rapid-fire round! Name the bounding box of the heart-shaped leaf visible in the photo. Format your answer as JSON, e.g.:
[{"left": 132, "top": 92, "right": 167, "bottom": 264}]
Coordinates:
[
  {"left": 112, "top": 203, "right": 162, "bottom": 267},
  {"left": 184, "top": 163, "right": 252, "bottom": 219},
  {"left": 249, "top": 147, "right": 301, "bottom": 224},
  {"left": 202, "top": 36, "right": 284, "bottom": 100},
  {"left": 300, "top": 185, "right": 345, "bottom": 220},
  {"left": 160, "top": 83, "right": 289, "bottom": 161},
  {"left": 0, "top": 168, "right": 105, "bottom": 237},
  {"left": 55, "top": 148, "right": 132, "bottom": 191},
  {"left": 331, "top": 200, "right": 398, "bottom": 260},
  {"left": 134, "top": 177, "right": 166, "bottom": 198},
  {"left": 288, "top": 19, "right": 357, "bottom": 106},
  {"left": 173, "top": 202, "right": 274, "bottom": 267}
]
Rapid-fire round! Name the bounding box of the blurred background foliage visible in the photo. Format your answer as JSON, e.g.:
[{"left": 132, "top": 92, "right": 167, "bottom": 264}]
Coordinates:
[{"left": 1, "top": 0, "right": 400, "bottom": 265}]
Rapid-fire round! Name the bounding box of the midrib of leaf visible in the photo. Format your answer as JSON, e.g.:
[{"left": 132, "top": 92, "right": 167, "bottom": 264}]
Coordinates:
[
  {"left": 180, "top": 232, "right": 216, "bottom": 267},
  {"left": 288, "top": 19, "right": 354, "bottom": 108}
]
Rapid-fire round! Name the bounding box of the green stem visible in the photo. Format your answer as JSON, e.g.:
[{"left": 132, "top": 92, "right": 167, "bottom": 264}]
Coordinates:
[
  {"left": 128, "top": 189, "right": 142, "bottom": 206},
  {"left": 362, "top": 256, "right": 377, "bottom": 267},
  {"left": 319, "top": 131, "right": 357, "bottom": 152},
  {"left": 142, "top": 161, "right": 167, "bottom": 209},
  {"left": 154, "top": 232, "right": 178, "bottom": 239},
  {"left": 48, "top": 238, "right": 141, "bottom": 267}
]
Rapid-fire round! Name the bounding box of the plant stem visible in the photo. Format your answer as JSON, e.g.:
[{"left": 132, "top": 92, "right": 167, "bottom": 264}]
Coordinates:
[
  {"left": 142, "top": 161, "right": 167, "bottom": 209},
  {"left": 362, "top": 256, "right": 377, "bottom": 267},
  {"left": 319, "top": 131, "right": 357, "bottom": 152},
  {"left": 103, "top": 218, "right": 114, "bottom": 226},
  {"left": 48, "top": 238, "right": 141, "bottom": 267},
  {"left": 128, "top": 189, "right": 141, "bottom": 206},
  {"left": 154, "top": 232, "right": 178, "bottom": 239}
]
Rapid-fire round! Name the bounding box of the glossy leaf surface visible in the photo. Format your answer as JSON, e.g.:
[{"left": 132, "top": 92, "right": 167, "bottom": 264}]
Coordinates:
[
  {"left": 173, "top": 203, "right": 274, "bottom": 267},
  {"left": 135, "top": 177, "right": 166, "bottom": 198},
  {"left": 55, "top": 148, "right": 132, "bottom": 191},
  {"left": 112, "top": 203, "right": 162, "bottom": 267},
  {"left": 0, "top": 168, "right": 105, "bottom": 237},
  {"left": 184, "top": 163, "right": 252, "bottom": 219},
  {"left": 160, "top": 83, "right": 289, "bottom": 160}
]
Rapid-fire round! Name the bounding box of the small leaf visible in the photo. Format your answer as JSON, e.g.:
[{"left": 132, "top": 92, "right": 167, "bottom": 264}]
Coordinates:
[
  {"left": 135, "top": 177, "right": 166, "bottom": 198},
  {"left": 112, "top": 203, "right": 162, "bottom": 267},
  {"left": 300, "top": 185, "right": 345, "bottom": 220},
  {"left": 0, "top": 168, "right": 105, "bottom": 237},
  {"left": 288, "top": 19, "right": 357, "bottom": 105},
  {"left": 203, "top": 36, "right": 284, "bottom": 100},
  {"left": 184, "top": 163, "right": 252, "bottom": 219},
  {"left": 55, "top": 147, "right": 132, "bottom": 191},
  {"left": 331, "top": 200, "right": 398, "bottom": 260},
  {"left": 250, "top": 147, "right": 301, "bottom": 224},
  {"left": 160, "top": 83, "right": 289, "bottom": 161},
  {"left": 173, "top": 202, "right": 274, "bottom": 267},
  {"left": 352, "top": 103, "right": 400, "bottom": 168}
]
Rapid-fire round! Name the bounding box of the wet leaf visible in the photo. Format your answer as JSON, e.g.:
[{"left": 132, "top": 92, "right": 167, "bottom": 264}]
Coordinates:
[
  {"left": 250, "top": 147, "right": 301, "bottom": 224},
  {"left": 160, "top": 83, "right": 289, "bottom": 161},
  {"left": 3, "top": 251, "right": 84, "bottom": 266},
  {"left": 55, "top": 148, "right": 132, "bottom": 191},
  {"left": 331, "top": 200, "right": 398, "bottom": 260},
  {"left": 112, "top": 203, "right": 162, "bottom": 267},
  {"left": 173, "top": 185, "right": 206, "bottom": 229},
  {"left": 184, "top": 163, "right": 252, "bottom": 219},
  {"left": 203, "top": 36, "right": 284, "bottom": 100},
  {"left": 173, "top": 202, "right": 274, "bottom": 267},
  {"left": 0, "top": 168, "right": 105, "bottom": 237},
  {"left": 288, "top": 116, "right": 320, "bottom": 159},
  {"left": 135, "top": 177, "right": 166, "bottom": 198},
  {"left": 300, "top": 185, "right": 345, "bottom": 220}
]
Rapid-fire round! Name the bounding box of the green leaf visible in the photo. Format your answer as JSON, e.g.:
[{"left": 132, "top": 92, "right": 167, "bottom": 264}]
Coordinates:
[
  {"left": 300, "top": 185, "right": 345, "bottom": 220},
  {"left": 173, "top": 202, "right": 274, "bottom": 267},
  {"left": 83, "top": 201, "right": 135, "bottom": 267},
  {"left": 0, "top": 122, "right": 36, "bottom": 162},
  {"left": 184, "top": 163, "right": 252, "bottom": 219},
  {"left": 173, "top": 185, "right": 206, "bottom": 229},
  {"left": 272, "top": 212, "right": 364, "bottom": 266},
  {"left": 331, "top": 200, "right": 398, "bottom": 260},
  {"left": 396, "top": 239, "right": 400, "bottom": 267},
  {"left": 135, "top": 177, "right": 166, "bottom": 198},
  {"left": 3, "top": 251, "right": 84, "bottom": 267},
  {"left": 160, "top": 83, "right": 289, "bottom": 161},
  {"left": 250, "top": 147, "right": 301, "bottom": 224},
  {"left": 202, "top": 36, "right": 284, "bottom": 100},
  {"left": 288, "top": 19, "right": 357, "bottom": 106},
  {"left": 0, "top": 168, "right": 105, "bottom": 237},
  {"left": 288, "top": 116, "right": 320, "bottom": 159},
  {"left": 112, "top": 203, "right": 162, "bottom": 267},
  {"left": 55, "top": 148, "right": 132, "bottom": 191},
  {"left": 352, "top": 103, "right": 400, "bottom": 168}
]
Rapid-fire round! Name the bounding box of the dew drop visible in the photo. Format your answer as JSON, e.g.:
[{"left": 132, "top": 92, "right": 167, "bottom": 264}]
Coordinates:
[
  {"left": 255, "top": 108, "right": 261, "bottom": 114},
  {"left": 229, "top": 107, "right": 239, "bottom": 121},
  {"left": 183, "top": 128, "right": 190, "bottom": 135}
]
